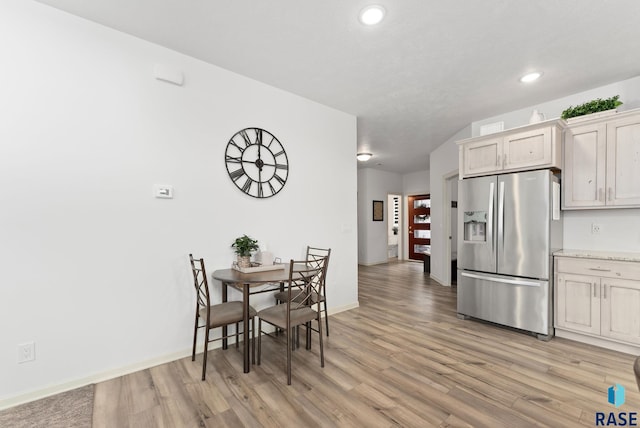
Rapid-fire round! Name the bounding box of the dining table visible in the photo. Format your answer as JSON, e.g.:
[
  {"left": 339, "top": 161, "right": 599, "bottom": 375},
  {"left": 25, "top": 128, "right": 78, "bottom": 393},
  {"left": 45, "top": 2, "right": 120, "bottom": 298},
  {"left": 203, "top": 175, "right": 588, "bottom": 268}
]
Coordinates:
[{"left": 211, "top": 263, "right": 314, "bottom": 373}]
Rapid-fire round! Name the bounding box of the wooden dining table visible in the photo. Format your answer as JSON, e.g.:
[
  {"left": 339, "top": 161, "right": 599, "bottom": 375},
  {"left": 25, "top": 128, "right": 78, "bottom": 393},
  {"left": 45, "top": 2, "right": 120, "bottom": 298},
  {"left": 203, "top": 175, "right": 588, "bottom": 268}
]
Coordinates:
[{"left": 211, "top": 264, "right": 313, "bottom": 373}]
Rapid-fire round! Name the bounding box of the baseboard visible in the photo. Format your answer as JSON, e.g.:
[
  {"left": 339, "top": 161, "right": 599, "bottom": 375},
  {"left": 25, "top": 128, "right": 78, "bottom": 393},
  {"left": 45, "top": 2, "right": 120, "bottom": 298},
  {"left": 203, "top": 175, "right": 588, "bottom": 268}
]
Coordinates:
[
  {"left": 327, "top": 301, "right": 359, "bottom": 315},
  {"left": 555, "top": 329, "right": 640, "bottom": 355},
  {"left": 0, "top": 302, "right": 360, "bottom": 411},
  {"left": 358, "top": 260, "right": 388, "bottom": 266},
  {"left": 430, "top": 273, "right": 449, "bottom": 286}
]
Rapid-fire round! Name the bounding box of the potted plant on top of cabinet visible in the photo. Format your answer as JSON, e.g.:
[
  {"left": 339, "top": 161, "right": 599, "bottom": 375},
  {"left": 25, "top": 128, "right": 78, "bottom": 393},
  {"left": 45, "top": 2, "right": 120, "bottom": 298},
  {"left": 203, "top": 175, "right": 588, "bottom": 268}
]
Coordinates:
[{"left": 561, "top": 95, "right": 623, "bottom": 123}]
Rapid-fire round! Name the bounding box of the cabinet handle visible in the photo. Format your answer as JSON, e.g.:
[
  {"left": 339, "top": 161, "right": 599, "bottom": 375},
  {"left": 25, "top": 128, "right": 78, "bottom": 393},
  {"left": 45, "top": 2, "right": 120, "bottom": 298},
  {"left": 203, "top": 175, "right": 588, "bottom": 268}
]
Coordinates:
[
  {"left": 598, "top": 188, "right": 604, "bottom": 202},
  {"left": 503, "top": 154, "right": 507, "bottom": 167},
  {"left": 603, "top": 284, "right": 607, "bottom": 299},
  {"left": 593, "top": 283, "right": 597, "bottom": 298},
  {"left": 588, "top": 267, "right": 611, "bottom": 272},
  {"left": 608, "top": 187, "right": 613, "bottom": 201}
]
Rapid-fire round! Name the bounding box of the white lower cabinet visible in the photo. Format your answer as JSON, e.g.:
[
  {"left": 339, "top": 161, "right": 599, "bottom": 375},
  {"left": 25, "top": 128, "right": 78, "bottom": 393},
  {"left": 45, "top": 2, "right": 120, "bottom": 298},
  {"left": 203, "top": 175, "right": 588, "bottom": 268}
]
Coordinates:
[
  {"left": 555, "top": 254, "right": 640, "bottom": 351},
  {"left": 601, "top": 278, "right": 640, "bottom": 345},
  {"left": 556, "top": 272, "right": 600, "bottom": 335}
]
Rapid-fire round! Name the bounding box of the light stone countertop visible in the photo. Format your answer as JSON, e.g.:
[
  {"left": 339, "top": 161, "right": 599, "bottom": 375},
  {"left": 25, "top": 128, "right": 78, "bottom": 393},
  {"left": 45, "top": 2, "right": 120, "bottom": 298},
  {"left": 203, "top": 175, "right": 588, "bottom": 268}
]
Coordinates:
[{"left": 553, "top": 249, "right": 640, "bottom": 263}]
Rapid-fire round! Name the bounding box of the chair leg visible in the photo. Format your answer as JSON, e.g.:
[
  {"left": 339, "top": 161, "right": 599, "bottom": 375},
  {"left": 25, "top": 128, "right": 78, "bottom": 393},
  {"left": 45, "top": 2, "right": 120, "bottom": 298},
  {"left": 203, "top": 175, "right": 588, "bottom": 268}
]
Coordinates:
[
  {"left": 192, "top": 313, "right": 199, "bottom": 361},
  {"left": 287, "top": 327, "right": 292, "bottom": 385},
  {"left": 306, "top": 321, "right": 311, "bottom": 350},
  {"left": 257, "top": 319, "right": 262, "bottom": 366},
  {"left": 235, "top": 322, "right": 239, "bottom": 349},
  {"left": 323, "top": 300, "right": 330, "bottom": 336},
  {"left": 251, "top": 317, "right": 256, "bottom": 365},
  {"left": 317, "top": 315, "right": 324, "bottom": 368},
  {"left": 202, "top": 328, "right": 210, "bottom": 381}
]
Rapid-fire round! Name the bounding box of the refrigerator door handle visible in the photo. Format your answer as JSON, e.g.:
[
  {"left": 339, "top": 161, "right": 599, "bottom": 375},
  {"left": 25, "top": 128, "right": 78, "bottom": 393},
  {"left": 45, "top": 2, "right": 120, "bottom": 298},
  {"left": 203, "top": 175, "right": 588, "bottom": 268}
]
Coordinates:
[
  {"left": 498, "top": 180, "right": 505, "bottom": 248},
  {"left": 488, "top": 182, "right": 495, "bottom": 252},
  {"left": 461, "top": 272, "right": 541, "bottom": 287}
]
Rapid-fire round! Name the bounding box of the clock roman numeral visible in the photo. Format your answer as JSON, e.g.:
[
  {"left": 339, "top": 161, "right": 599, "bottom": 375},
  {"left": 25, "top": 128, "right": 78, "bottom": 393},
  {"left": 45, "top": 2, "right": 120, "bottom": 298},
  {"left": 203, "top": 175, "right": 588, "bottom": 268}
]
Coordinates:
[
  {"left": 225, "top": 155, "right": 242, "bottom": 163},
  {"left": 242, "top": 177, "right": 253, "bottom": 193},
  {"left": 273, "top": 150, "right": 285, "bottom": 157},
  {"left": 255, "top": 129, "right": 262, "bottom": 145},
  {"left": 229, "top": 140, "right": 245, "bottom": 153},
  {"left": 267, "top": 136, "right": 276, "bottom": 148},
  {"left": 239, "top": 130, "right": 252, "bottom": 147},
  {"left": 229, "top": 168, "right": 245, "bottom": 181},
  {"left": 274, "top": 174, "right": 286, "bottom": 186},
  {"left": 257, "top": 183, "right": 264, "bottom": 198},
  {"left": 275, "top": 163, "right": 288, "bottom": 170},
  {"left": 268, "top": 181, "right": 276, "bottom": 195}
]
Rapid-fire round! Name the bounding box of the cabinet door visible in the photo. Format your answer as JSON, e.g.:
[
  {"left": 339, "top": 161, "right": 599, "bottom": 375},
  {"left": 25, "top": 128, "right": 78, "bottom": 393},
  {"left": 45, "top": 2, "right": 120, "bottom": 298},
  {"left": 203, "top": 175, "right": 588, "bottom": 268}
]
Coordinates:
[
  {"left": 461, "top": 137, "right": 502, "bottom": 177},
  {"left": 556, "top": 273, "right": 600, "bottom": 335},
  {"left": 601, "top": 278, "right": 640, "bottom": 344},
  {"left": 606, "top": 115, "right": 640, "bottom": 206},
  {"left": 563, "top": 123, "right": 607, "bottom": 208},
  {"left": 502, "top": 127, "right": 552, "bottom": 171}
]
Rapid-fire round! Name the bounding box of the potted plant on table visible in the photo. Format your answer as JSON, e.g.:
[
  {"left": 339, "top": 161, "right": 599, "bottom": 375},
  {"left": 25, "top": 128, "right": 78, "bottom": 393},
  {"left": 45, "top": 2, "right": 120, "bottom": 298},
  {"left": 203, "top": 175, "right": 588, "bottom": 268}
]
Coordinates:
[{"left": 231, "top": 235, "right": 259, "bottom": 268}]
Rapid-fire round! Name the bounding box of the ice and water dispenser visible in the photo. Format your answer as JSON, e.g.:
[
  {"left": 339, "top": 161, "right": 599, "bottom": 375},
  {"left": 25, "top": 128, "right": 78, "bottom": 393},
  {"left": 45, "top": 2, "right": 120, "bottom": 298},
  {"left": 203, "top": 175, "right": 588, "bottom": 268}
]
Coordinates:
[{"left": 463, "top": 211, "right": 487, "bottom": 242}]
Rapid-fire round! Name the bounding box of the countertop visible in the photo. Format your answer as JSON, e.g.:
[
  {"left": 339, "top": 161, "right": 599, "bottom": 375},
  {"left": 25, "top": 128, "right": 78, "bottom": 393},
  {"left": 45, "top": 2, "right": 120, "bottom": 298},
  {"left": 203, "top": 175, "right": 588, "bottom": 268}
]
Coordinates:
[{"left": 553, "top": 249, "right": 640, "bottom": 263}]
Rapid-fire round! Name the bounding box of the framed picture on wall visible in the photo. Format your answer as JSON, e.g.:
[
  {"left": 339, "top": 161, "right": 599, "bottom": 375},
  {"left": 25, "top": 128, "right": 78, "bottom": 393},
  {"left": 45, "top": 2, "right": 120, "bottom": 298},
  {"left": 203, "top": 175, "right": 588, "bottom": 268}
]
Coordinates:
[{"left": 372, "top": 200, "right": 384, "bottom": 221}]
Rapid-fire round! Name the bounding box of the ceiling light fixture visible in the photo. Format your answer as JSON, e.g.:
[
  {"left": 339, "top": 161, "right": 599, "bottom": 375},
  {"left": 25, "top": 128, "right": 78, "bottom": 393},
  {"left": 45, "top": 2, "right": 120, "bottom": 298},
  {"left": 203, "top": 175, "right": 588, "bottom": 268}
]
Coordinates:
[
  {"left": 359, "top": 5, "right": 386, "bottom": 26},
  {"left": 357, "top": 153, "right": 373, "bottom": 161},
  {"left": 520, "top": 72, "right": 543, "bottom": 83}
]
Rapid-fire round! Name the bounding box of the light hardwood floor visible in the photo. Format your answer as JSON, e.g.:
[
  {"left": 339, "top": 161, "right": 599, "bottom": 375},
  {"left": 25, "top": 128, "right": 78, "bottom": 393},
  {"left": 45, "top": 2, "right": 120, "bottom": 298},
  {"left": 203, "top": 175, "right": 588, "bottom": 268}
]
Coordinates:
[{"left": 93, "top": 261, "right": 640, "bottom": 427}]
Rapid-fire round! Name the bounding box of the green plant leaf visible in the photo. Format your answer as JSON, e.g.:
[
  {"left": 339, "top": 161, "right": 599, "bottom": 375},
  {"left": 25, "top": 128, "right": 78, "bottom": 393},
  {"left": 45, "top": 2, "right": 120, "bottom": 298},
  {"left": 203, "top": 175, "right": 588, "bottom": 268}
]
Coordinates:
[{"left": 561, "top": 95, "right": 622, "bottom": 119}]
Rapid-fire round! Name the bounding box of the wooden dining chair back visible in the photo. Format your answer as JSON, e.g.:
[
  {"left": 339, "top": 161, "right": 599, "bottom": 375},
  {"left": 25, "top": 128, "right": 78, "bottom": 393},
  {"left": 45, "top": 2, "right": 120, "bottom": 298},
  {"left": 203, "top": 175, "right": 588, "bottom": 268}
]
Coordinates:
[
  {"left": 257, "top": 258, "right": 328, "bottom": 384},
  {"left": 273, "top": 246, "right": 331, "bottom": 336},
  {"left": 307, "top": 246, "right": 331, "bottom": 334},
  {"left": 189, "top": 254, "right": 256, "bottom": 380}
]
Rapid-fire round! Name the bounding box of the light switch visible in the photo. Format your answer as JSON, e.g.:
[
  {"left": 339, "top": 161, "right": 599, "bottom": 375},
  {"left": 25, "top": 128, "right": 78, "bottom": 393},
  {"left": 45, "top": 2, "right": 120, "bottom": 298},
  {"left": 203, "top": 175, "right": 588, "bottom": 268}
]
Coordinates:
[{"left": 154, "top": 185, "right": 174, "bottom": 199}]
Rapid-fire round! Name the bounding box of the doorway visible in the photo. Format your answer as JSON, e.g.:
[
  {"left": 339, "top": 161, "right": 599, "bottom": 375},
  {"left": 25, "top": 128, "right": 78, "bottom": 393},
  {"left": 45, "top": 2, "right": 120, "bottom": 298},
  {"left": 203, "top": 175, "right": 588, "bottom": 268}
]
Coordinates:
[
  {"left": 387, "top": 194, "right": 402, "bottom": 260},
  {"left": 443, "top": 171, "right": 459, "bottom": 286},
  {"left": 407, "top": 194, "right": 430, "bottom": 261}
]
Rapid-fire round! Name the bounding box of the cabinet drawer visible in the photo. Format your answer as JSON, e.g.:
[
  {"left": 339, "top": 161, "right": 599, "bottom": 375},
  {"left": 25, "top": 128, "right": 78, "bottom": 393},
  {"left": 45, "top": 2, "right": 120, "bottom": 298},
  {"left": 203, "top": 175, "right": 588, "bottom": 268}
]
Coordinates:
[{"left": 556, "top": 257, "right": 640, "bottom": 281}]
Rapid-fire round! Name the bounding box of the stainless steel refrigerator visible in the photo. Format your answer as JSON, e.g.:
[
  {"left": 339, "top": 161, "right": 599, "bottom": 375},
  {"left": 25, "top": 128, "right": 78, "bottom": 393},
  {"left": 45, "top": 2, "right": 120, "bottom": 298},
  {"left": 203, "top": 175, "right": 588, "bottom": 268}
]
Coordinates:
[{"left": 457, "top": 169, "right": 562, "bottom": 339}]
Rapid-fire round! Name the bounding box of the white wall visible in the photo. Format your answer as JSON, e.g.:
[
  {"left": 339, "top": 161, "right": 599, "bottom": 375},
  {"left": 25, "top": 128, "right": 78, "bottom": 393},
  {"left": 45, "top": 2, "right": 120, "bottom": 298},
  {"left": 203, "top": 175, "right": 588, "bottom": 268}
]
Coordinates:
[
  {"left": 357, "top": 168, "right": 402, "bottom": 265},
  {"left": 429, "top": 126, "right": 470, "bottom": 285},
  {"left": 430, "top": 75, "right": 640, "bottom": 285},
  {"left": 0, "top": 1, "right": 358, "bottom": 406},
  {"left": 402, "top": 170, "right": 430, "bottom": 196}
]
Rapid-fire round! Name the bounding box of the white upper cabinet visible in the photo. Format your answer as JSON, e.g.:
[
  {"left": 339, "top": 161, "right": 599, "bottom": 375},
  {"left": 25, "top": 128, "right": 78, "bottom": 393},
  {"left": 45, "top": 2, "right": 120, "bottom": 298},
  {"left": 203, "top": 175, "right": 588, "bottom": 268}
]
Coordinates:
[
  {"left": 458, "top": 122, "right": 563, "bottom": 178},
  {"left": 563, "top": 109, "right": 640, "bottom": 209},
  {"left": 563, "top": 123, "right": 607, "bottom": 207},
  {"left": 606, "top": 115, "right": 640, "bottom": 206}
]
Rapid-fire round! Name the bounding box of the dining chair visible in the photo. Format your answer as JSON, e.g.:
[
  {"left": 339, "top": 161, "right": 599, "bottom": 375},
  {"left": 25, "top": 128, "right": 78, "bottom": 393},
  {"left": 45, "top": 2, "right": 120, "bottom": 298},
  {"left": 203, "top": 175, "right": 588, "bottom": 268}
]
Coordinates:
[
  {"left": 257, "top": 258, "right": 328, "bottom": 385},
  {"left": 189, "top": 254, "right": 256, "bottom": 380},
  {"left": 273, "top": 246, "right": 331, "bottom": 337}
]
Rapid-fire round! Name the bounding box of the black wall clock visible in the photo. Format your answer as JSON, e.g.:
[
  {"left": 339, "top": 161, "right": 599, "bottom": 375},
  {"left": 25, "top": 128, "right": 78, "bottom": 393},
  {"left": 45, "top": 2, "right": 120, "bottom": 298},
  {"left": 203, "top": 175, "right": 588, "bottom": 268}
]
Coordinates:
[{"left": 224, "top": 127, "right": 289, "bottom": 198}]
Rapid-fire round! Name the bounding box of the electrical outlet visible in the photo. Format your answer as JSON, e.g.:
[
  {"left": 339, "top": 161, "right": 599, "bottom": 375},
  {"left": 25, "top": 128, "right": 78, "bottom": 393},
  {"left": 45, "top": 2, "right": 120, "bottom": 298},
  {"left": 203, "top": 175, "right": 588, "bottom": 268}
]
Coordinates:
[
  {"left": 591, "top": 223, "right": 601, "bottom": 234},
  {"left": 18, "top": 342, "right": 35, "bottom": 363}
]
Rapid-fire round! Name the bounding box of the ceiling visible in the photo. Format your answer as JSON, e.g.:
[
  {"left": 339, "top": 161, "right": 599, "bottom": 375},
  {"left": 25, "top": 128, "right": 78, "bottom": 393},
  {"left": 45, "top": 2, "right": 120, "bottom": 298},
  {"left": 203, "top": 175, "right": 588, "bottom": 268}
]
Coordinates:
[{"left": 36, "top": 0, "right": 640, "bottom": 174}]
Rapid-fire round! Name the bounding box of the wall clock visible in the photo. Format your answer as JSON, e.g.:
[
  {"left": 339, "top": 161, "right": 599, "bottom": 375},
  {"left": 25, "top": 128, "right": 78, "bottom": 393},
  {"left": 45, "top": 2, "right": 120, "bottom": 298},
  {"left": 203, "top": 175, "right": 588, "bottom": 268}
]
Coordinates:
[{"left": 224, "top": 127, "right": 289, "bottom": 198}]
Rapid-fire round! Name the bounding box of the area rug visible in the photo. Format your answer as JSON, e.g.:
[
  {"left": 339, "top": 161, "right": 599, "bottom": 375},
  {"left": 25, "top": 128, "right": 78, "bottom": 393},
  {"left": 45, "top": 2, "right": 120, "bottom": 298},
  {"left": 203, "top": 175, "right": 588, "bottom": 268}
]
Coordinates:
[{"left": 0, "top": 384, "right": 94, "bottom": 428}]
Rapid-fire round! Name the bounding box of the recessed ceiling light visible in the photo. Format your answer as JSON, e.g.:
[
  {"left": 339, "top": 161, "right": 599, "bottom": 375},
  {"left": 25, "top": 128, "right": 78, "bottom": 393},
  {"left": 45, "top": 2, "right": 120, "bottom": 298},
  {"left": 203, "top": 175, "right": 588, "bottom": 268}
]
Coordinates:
[
  {"left": 357, "top": 153, "right": 373, "bottom": 161},
  {"left": 520, "top": 72, "right": 543, "bottom": 83},
  {"left": 359, "top": 5, "right": 386, "bottom": 26}
]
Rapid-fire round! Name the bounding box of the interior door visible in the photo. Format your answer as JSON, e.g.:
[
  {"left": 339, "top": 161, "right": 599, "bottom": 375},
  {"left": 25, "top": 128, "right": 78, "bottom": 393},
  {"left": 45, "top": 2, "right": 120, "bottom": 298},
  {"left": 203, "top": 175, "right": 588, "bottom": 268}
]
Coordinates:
[{"left": 408, "top": 194, "right": 430, "bottom": 261}]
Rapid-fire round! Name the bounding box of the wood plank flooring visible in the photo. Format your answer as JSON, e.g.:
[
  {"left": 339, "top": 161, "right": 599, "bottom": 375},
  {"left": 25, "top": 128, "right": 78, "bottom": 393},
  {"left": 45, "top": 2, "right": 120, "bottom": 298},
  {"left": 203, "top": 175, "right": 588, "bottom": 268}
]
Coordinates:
[{"left": 93, "top": 261, "right": 640, "bottom": 427}]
